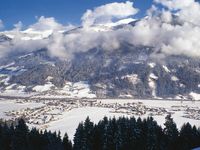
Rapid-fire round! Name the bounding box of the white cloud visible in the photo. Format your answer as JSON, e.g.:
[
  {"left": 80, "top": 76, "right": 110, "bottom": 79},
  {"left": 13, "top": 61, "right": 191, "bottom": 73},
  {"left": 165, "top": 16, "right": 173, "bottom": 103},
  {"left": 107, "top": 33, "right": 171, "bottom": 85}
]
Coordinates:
[
  {"left": 13, "top": 21, "right": 23, "bottom": 30},
  {"left": 47, "top": 32, "right": 68, "bottom": 59},
  {"left": 0, "top": 19, "right": 4, "bottom": 30},
  {"left": 47, "top": 29, "right": 122, "bottom": 59},
  {"left": 161, "top": 10, "right": 172, "bottom": 23},
  {"left": 81, "top": 1, "right": 138, "bottom": 27},
  {"left": 129, "top": 0, "right": 200, "bottom": 58},
  {"left": 29, "top": 16, "right": 64, "bottom": 31},
  {"left": 154, "top": 0, "right": 200, "bottom": 25},
  {"left": 0, "top": 16, "right": 74, "bottom": 58},
  {"left": 130, "top": 17, "right": 161, "bottom": 46},
  {"left": 1, "top": 1, "right": 200, "bottom": 60},
  {"left": 47, "top": 0, "right": 200, "bottom": 59},
  {"left": 154, "top": 0, "right": 194, "bottom": 10},
  {"left": 160, "top": 24, "right": 200, "bottom": 57},
  {"left": 178, "top": 1, "right": 200, "bottom": 25},
  {"left": 0, "top": 34, "right": 48, "bottom": 58}
]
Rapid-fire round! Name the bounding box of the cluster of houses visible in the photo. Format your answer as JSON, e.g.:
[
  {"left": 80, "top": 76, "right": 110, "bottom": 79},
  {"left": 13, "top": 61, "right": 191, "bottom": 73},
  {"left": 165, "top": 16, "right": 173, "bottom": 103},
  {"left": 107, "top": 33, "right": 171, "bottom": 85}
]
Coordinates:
[
  {"left": 183, "top": 107, "right": 200, "bottom": 120},
  {"left": 5, "top": 99, "right": 79, "bottom": 125},
  {"left": 3, "top": 98, "right": 200, "bottom": 126}
]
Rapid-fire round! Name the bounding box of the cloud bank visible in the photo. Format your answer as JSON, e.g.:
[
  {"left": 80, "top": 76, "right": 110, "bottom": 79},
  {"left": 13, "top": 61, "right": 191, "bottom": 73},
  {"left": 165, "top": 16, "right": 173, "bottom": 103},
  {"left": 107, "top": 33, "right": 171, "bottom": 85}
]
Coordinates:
[
  {"left": 81, "top": 1, "right": 138, "bottom": 27},
  {"left": 29, "top": 16, "right": 65, "bottom": 31},
  {"left": 154, "top": 0, "right": 194, "bottom": 10},
  {"left": 1, "top": 0, "right": 200, "bottom": 59}
]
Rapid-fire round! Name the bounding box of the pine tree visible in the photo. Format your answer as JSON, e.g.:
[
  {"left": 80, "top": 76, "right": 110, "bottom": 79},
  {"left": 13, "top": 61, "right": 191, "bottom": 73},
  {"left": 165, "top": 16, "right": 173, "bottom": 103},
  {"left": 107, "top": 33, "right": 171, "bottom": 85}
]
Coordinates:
[
  {"left": 63, "top": 133, "right": 72, "bottom": 150},
  {"left": 1, "top": 123, "right": 13, "bottom": 150},
  {"left": 192, "top": 126, "right": 200, "bottom": 148},
  {"left": 179, "top": 123, "right": 198, "bottom": 150},
  {"left": 28, "top": 128, "right": 43, "bottom": 150},
  {"left": 90, "top": 125, "right": 102, "bottom": 150},
  {"left": 115, "top": 117, "right": 130, "bottom": 150},
  {"left": 73, "top": 123, "right": 84, "bottom": 150},
  {"left": 136, "top": 117, "right": 148, "bottom": 150},
  {"left": 164, "top": 114, "right": 179, "bottom": 150},
  {"left": 128, "top": 117, "right": 139, "bottom": 150},
  {"left": 11, "top": 119, "right": 29, "bottom": 150},
  {"left": 145, "top": 117, "right": 160, "bottom": 150},
  {"left": 103, "top": 118, "right": 118, "bottom": 150},
  {"left": 83, "top": 117, "right": 94, "bottom": 150},
  {"left": 92, "top": 117, "right": 109, "bottom": 150}
]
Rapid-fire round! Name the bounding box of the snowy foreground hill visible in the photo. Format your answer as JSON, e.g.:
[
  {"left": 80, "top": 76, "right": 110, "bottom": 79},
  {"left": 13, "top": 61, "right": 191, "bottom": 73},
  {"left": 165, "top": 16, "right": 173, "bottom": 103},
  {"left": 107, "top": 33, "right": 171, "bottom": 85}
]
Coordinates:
[{"left": 0, "top": 97, "right": 200, "bottom": 140}]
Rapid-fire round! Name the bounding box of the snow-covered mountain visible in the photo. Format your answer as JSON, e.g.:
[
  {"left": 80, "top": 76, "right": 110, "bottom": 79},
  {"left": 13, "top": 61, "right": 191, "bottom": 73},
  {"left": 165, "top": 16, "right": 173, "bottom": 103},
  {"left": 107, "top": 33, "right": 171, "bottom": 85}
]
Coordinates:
[
  {"left": 1, "top": 29, "right": 52, "bottom": 41},
  {"left": 0, "top": 34, "right": 12, "bottom": 43},
  {"left": 1, "top": 18, "right": 136, "bottom": 41},
  {"left": 0, "top": 18, "right": 200, "bottom": 100}
]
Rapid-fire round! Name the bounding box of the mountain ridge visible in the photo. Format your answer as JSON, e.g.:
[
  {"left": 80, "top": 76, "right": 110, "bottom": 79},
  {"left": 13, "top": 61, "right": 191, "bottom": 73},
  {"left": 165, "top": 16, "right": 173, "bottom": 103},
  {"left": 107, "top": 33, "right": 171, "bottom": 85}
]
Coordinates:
[{"left": 0, "top": 19, "right": 200, "bottom": 100}]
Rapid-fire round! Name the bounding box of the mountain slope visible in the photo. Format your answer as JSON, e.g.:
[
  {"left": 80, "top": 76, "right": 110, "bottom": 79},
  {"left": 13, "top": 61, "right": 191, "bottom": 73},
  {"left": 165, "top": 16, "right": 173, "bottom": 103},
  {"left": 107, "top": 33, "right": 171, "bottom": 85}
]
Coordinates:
[{"left": 0, "top": 19, "right": 200, "bottom": 100}]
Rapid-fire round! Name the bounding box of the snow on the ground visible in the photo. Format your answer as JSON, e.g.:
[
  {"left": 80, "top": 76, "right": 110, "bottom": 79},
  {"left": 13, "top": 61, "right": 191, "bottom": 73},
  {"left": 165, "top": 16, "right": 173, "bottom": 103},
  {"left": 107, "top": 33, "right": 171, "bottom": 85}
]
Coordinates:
[
  {"left": 119, "top": 94, "right": 133, "bottom": 98},
  {"left": 171, "top": 76, "right": 179, "bottom": 81},
  {"left": 121, "top": 74, "right": 140, "bottom": 84},
  {"left": 190, "top": 92, "right": 200, "bottom": 100},
  {"left": 163, "top": 65, "right": 170, "bottom": 72},
  {"left": 149, "top": 73, "right": 158, "bottom": 80},
  {"left": 0, "top": 62, "right": 15, "bottom": 70},
  {"left": 148, "top": 74, "right": 157, "bottom": 97},
  {"left": 180, "top": 83, "right": 186, "bottom": 88},
  {"left": 175, "top": 95, "right": 187, "bottom": 100},
  {"left": 95, "top": 99, "right": 196, "bottom": 107},
  {"left": 46, "top": 107, "right": 127, "bottom": 140},
  {"left": 96, "top": 99, "right": 200, "bottom": 125},
  {"left": 0, "top": 62, "right": 23, "bottom": 73},
  {"left": 33, "top": 82, "right": 54, "bottom": 92},
  {"left": 18, "top": 53, "right": 33, "bottom": 59},
  {"left": 0, "top": 90, "right": 34, "bottom": 97},
  {"left": 46, "top": 76, "right": 54, "bottom": 81},
  {"left": 148, "top": 63, "right": 156, "bottom": 68},
  {"left": 46, "top": 99, "right": 200, "bottom": 140},
  {"left": 0, "top": 76, "right": 10, "bottom": 85},
  {"left": 33, "top": 81, "right": 96, "bottom": 98},
  {"left": 0, "top": 98, "right": 200, "bottom": 141},
  {"left": 0, "top": 84, "right": 33, "bottom": 97},
  {"left": 0, "top": 100, "right": 44, "bottom": 119},
  {"left": 2, "top": 28, "right": 52, "bottom": 41},
  {"left": 103, "top": 18, "right": 135, "bottom": 27}
]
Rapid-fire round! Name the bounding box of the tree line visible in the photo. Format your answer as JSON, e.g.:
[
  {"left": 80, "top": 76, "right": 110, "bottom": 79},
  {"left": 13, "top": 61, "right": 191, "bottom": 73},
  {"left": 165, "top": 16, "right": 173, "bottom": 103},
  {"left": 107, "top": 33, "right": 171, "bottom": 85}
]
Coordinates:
[
  {"left": 0, "top": 119, "right": 72, "bottom": 150},
  {"left": 0, "top": 115, "right": 200, "bottom": 150}
]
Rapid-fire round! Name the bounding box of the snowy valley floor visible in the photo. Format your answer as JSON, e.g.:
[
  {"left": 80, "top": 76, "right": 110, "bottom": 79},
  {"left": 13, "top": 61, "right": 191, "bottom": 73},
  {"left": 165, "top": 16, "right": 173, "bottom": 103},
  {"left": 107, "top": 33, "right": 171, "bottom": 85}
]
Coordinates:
[{"left": 0, "top": 97, "right": 200, "bottom": 140}]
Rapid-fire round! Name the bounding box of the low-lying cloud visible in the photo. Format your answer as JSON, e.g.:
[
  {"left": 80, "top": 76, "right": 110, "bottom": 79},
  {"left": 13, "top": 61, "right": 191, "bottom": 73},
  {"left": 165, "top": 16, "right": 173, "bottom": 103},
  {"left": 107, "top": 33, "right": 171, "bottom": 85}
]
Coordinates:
[{"left": 1, "top": 0, "right": 200, "bottom": 60}]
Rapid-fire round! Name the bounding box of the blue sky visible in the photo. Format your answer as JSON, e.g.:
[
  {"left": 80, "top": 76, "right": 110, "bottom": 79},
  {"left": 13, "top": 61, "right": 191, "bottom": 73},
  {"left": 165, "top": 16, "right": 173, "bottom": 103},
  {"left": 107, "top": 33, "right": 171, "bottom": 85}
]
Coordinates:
[{"left": 0, "top": 0, "right": 153, "bottom": 29}]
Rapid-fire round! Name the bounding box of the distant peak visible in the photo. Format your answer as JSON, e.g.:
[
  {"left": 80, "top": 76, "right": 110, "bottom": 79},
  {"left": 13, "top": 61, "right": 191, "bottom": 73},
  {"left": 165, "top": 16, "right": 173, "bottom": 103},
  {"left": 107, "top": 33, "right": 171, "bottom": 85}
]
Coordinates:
[{"left": 98, "top": 18, "right": 136, "bottom": 27}]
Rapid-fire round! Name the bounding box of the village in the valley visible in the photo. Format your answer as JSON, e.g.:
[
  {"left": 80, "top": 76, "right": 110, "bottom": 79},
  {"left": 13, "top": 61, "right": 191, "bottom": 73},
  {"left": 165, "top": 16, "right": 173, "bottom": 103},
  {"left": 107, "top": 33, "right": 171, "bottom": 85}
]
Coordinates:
[{"left": 2, "top": 97, "right": 200, "bottom": 128}]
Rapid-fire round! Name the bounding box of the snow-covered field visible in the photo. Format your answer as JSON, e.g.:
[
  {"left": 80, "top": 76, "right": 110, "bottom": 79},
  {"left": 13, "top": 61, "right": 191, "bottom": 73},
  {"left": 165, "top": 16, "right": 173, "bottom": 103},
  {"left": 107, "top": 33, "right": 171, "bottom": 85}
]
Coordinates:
[
  {"left": 99, "top": 99, "right": 200, "bottom": 127},
  {"left": 0, "top": 98, "right": 200, "bottom": 140},
  {"left": 47, "top": 107, "right": 127, "bottom": 140}
]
